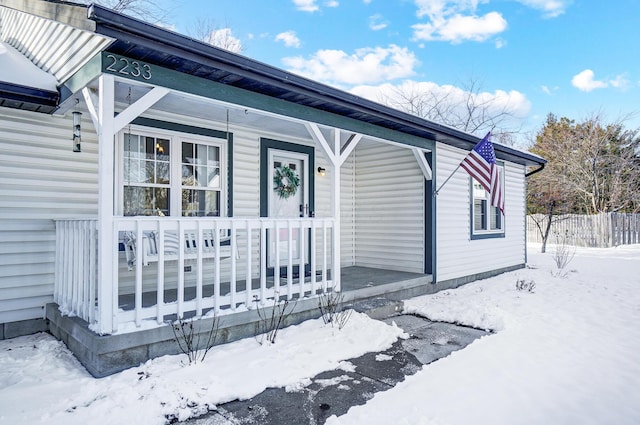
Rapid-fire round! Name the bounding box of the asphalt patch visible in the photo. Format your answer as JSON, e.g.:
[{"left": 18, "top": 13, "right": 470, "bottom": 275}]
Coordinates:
[{"left": 181, "top": 315, "right": 489, "bottom": 425}]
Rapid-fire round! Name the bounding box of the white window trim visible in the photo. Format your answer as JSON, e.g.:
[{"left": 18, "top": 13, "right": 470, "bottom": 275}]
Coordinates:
[{"left": 116, "top": 124, "right": 227, "bottom": 217}]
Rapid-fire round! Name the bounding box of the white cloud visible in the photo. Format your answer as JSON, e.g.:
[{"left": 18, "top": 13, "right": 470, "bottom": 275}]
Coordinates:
[
  {"left": 609, "top": 74, "right": 630, "bottom": 90},
  {"left": 369, "top": 14, "right": 388, "bottom": 31},
  {"left": 205, "top": 28, "right": 243, "bottom": 53},
  {"left": 571, "top": 69, "right": 627, "bottom": 92},
  {"left": 275, "top": 31, "right": 301, "bottom": 48},
  {"left": 282, "top": 45, "right": 419, "bottom": 85},
  {"left": 325, "top": 0, "right": 339, "bottom": 7},
  {"left": 413, "top": 11, "right": 507, "bottom": 43},
  {"left": 350, "top": 79, "right": 531, "bottom": 122},
  {"left": 515, "top": 0, "right": 571, "bottom": 18},
  {"left": 412, "top": 1, "right": 507, "bottom": 43},
  {"left": 293, "top": 0, "right": 319, "bottom": 12}
]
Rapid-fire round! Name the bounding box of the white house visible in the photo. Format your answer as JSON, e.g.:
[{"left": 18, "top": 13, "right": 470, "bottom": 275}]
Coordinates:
[{"left": 0, "top": 1, "right": 545, "bottom": 376}]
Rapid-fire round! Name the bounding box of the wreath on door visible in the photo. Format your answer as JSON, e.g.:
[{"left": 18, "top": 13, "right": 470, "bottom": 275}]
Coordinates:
[{"left": 273, "top": 165, "right": 300, "bottom": 199}]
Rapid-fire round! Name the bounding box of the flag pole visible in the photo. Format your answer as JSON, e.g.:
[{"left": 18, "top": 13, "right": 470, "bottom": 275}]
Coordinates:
[{"left": 433, "top": 163, "right": 462, "bottom": 196}]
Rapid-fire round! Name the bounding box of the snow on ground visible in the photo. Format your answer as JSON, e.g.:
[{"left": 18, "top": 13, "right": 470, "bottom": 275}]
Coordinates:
[
  {"left": 0, "top": 313, "right": 405, "bottom": 425},
  {"left": 1, "top": 244, "right": 639, "bottom": 425},
  {"left": 327, "top": 244, "right": 640, "bottom": 425}
]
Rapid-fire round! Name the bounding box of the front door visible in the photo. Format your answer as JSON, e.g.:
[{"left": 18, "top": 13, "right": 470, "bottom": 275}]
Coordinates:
[{"left": 260, "top": 139, "right": 315, "bottom": 272}]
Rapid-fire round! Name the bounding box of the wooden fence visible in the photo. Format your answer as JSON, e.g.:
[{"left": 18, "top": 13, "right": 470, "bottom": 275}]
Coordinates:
[{"left": 527, "top": 213, "right": 640, "bottom": 248}]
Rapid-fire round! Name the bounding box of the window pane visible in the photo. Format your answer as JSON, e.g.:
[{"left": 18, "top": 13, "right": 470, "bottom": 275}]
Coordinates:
[
  {"left": 182, "top": 165, "right": 195, "bottom": 186},
  {"left": 155, "top": 161, "right": 170, "bottom": 184},
  {"left": 182, "top": 189, "right": 220, "bottom": 217},
  {"left": 207, "top": 168, "right": 220, "bottom": 188},
  {"left": 124, "top": 186, "right": 169, "bottom": 216},
  {"left": 490, "top": 206, "right": 502, "bottom": 230},
  {"left": 474, "top": 199, "right": 486, "bottom": 231}
]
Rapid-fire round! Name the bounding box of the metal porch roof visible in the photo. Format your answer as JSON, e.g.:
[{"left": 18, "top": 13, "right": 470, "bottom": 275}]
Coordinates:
[{"left": 0, "top": 3, "right": 112, "bottom": 85}]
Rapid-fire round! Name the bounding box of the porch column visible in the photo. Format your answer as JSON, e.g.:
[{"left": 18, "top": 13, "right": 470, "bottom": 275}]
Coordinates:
[
  {"left": 97, "top": 74, "right": 116, "bottom": 334},
  {"left": 306, "top": 124, "right": 361, "bottom": 292},
  {"left": 331, "top": 129, "right": 341, "bottom": 291}
]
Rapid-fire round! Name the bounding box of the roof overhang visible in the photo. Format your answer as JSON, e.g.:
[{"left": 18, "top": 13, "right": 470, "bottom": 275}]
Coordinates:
[
  {"left": 0, "top": 3, "right": 113, "bottom": 84},
  {"left": 86, "top": 4, "right": 544, "bottom": 167}
]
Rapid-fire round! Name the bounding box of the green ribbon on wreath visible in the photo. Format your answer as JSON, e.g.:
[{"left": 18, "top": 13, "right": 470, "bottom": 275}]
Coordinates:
[{"left": 273, "top": 165, "right": 300, "bottom": 199}]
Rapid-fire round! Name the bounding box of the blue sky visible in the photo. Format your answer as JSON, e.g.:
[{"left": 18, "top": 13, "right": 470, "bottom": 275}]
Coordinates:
[{"left": 159, "top": 0, "right": 639, "bottom": 144}]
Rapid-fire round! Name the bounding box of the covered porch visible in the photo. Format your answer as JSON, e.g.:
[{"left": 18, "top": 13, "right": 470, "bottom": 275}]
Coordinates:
[{"left": 51, "top": 47, "right": 435, "bottom": 335}]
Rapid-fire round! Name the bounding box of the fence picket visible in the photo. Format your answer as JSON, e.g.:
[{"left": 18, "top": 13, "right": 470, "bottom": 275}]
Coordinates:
[{"left": 527, "top": 213, "right": 640, "bottom": 247}]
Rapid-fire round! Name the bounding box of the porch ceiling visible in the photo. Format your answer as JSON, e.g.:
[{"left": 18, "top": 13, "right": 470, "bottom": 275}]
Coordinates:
[{"left": 108, "top": 79, "right": 320, "bottom": 141}]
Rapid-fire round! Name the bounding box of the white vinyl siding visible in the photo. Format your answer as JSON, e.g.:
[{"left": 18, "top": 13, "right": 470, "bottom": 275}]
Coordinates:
[
  {"left": 435, "top": 143, "right": 526, "bottom": 282},
  {"left": 0, "top": 107, "right": 98, "bottom": 323},
  {"left": 354, "top": 141, "right": 424, "bottom": 273}
]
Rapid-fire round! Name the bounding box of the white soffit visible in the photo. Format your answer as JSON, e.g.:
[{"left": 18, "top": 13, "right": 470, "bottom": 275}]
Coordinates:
[{"left": 0, "top": 5, "right": 112, "bottom": 85}]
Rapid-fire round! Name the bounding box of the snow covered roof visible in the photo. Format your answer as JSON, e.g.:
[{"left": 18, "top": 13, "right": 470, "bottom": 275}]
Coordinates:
[
  {"left": 0, "top": 42, "right": 57, "bottom": 91},
  {"left": 0, "top": 2, "right": 112, "bottom": 112},
  {"left": 0, "top": 3, "right": 112, "bottom": 85}
]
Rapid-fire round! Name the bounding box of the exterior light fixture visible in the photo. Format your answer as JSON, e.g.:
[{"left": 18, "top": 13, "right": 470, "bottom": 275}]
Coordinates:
[
  {"left": 317, "top": 167, "right": 326, "bottom": 176},
  {"left": 72, "top": 111, "right": 82, "bottom": 152}
]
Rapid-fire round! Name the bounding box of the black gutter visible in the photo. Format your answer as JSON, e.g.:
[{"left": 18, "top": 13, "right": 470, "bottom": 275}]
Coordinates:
[
  {"left": 86, "top": 4, "right": 546, "bottom": 167},
  {"left": 525, "top": 162, "right": 546, "bottom": 177},
  {"left": 0, "top": 81, "right": 59, "bottom": 107}
]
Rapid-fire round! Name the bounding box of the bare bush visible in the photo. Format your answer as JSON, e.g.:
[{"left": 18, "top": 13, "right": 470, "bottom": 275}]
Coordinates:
[
  {"left": 254, "top": 294, "right": 296, "bottom": 345},
  {"left": 170, "top": 313, "right": 220, "bottom": 365},
  {"left": 552, "top": 230, "right": 576, "bottom": 278},
  {"left": 515, "top": 278, "right": 536, "bottom": 293},
  {"left": 318, "top": 290, "right": 353, "bottom": 330}
]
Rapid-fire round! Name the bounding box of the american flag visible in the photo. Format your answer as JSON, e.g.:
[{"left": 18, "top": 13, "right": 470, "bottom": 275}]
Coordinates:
[{"left": 460, "top": 132, "right": 505, "bottom": 214}]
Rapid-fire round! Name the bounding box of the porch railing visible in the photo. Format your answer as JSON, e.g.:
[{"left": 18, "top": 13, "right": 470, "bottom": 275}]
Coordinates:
[
  {"left": 55, "top": 217, "right": 336, "bottom": 333},
  {"left": 54, "top": 219, "right": 99, "bottom": 324}
]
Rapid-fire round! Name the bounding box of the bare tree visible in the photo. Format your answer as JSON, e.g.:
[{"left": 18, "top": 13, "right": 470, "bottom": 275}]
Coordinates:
[
  {"left": 380, "top": 77, "right": 524, "bottom": 143},
  {"left": 80, "top": 0, "right": 168, "bottom": 23},
  {"left": 527, "top": 113, "right": 640, "bottom": 251},
  {"left": 189, "top": 18, "right": 244, "bottom": 53}
]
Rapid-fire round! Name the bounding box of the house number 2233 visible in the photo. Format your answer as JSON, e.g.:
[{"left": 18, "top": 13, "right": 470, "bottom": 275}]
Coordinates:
[{"left": 105, "top": 54, "right": 152, "bottom": 80}]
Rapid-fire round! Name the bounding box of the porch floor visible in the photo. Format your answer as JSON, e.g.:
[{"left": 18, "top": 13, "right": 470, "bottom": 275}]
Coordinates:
[{"left": 117, "top": 266, "right": 431, "bottom": 314}]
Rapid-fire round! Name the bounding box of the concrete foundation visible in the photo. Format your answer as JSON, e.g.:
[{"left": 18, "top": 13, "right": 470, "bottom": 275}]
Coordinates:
[
  {"left": 0, "top": 317, "right": 48, "bottom": 340},
  {"left": 44, "top": 264, "right": 520, "bottom": 378}
]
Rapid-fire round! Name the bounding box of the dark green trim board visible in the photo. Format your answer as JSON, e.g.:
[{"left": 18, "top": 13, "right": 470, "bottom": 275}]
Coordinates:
[
  {"left": 227, "top": 132, "right": 234, "bottom": 217},
  {"left": 260, "top": 138, "right": 315, "bottom": 276},
  {"left": 87, "top": 51, "right": 435, "bottom": 150},
  {"left": 131, "top": 117, "right": 228, "bottom": 139},
  {"left": 129, "top": 117, "right": 234, "bottom": 217},
  {"left": 59, "top": 52, "right": 103, "bottom": 102},
  {"left": 431, "top": 151, "right": 437, "bottom": 283},
  {"left": 424, "top": 152, "right": 433, "bottom": 275},
  {"left": 260, "top": 138, "right": 315, "bottom": 218}
]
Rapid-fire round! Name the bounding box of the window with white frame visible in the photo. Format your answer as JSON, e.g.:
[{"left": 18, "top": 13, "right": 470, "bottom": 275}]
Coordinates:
[
  {"left": 470, "top": 163, "right": 504, "bottom": 237},
  {"left": 119, "top": 126, "right": 226, "bottom": 217}
]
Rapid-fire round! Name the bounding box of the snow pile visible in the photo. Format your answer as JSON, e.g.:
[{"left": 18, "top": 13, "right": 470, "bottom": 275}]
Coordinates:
[
  {"left": 0, "top": 312, "right": 405, "bottom": 425},
  {"left": 328, "top": 244, "right": 640, "bottom": 425}
]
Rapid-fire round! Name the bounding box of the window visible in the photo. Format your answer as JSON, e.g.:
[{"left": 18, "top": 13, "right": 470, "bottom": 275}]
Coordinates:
[
  {"left": 470, "top": 163, "right": 504, "bottom": 238},
  {"left": 181, "top": 141, "right": 220, "bottom": 216},
  {"left": 119, "top": 126, "right": 225, "bottom": 217}
]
